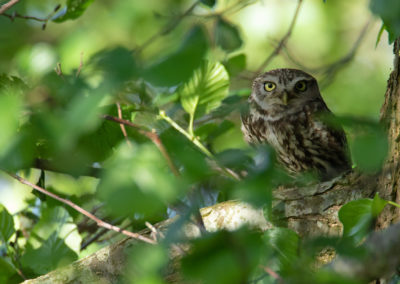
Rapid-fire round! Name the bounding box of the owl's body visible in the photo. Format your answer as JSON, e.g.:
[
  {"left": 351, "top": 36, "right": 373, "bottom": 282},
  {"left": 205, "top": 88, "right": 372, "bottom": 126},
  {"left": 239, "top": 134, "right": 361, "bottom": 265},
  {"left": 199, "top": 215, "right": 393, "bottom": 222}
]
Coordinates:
[{"left": 241, "top": 69, "right": 350, "bottom": 180}]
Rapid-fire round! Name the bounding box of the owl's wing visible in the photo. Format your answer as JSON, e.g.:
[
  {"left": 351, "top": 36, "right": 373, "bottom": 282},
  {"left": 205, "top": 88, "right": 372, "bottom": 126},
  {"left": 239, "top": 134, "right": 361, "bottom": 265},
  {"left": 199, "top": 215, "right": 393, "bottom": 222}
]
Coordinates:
[{"left": 310, "top": 100, "right": 352, "bottom": 177}]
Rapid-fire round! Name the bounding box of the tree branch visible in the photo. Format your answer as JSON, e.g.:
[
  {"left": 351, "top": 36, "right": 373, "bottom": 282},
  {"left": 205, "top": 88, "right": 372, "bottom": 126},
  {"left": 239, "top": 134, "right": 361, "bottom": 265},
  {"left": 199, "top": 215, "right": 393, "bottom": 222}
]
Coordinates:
[
  {"left": 5, "top": 171, "right": 156, "bottom": 245},
  {"left": 0, "top": 0, "right": 19, "bottom": 14},
  {"left": 255, "top": 0, "right": 303, "bottom": 73}
]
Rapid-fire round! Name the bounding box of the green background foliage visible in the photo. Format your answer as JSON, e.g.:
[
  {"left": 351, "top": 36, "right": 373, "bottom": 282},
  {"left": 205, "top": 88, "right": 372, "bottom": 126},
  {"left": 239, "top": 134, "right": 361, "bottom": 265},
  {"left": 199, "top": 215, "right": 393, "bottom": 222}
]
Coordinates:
[{"left": 0, "top": 0, "right": 398, "bottom": 283}]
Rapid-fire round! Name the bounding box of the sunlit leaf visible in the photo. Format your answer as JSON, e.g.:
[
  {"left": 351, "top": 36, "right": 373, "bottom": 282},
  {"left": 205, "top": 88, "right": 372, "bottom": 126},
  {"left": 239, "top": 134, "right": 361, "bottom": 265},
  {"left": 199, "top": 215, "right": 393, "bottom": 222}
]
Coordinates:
[
  {"left": 179, "top": 61, "right": 229, "bottom": 120},
  {"left": 53, "top": 0, "right": 95, "bottom": 22},
  {"left": 215, "top": 17, "right": 243, "bottom": 52},
  {"left": 21, "top": 231, "right": 78, "bottom": 275},
  {"left": 143, "top": 26, "right": 208, "bottom": 86},
  {"left": 0, "top": 205, "right": 15, "bottom": 243},
  {"left": 31, "top": 206, "right": 82, "bottom": 254}
]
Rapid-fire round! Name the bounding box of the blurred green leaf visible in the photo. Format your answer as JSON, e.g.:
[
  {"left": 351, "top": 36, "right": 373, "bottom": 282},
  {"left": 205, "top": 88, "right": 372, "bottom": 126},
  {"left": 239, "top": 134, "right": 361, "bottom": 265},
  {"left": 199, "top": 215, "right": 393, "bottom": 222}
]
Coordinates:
[
  {"left": 0, "top": 75, "right": 25, "bottom": 163},
  {"left": 338, "top": 199, "right": 376, "bottom": 242},
  {"left": 224, "top": 53, "right": 246, "bottom": 77},
  {"left": 215, "top": 148, "right": 252, "bottom": 172},
  {"left": 331, "top": 117, "right": 387, "bottom": 173},
  {"left": 181, "top": 229, "right": 263, "bottom": 284},
  {"left": 21, "top": 231, "right": 78, "bottom": 275},
  {"left": 53, "top": 0, "right": 95, "bottom": 22},
  {"left": 370, "top": 0, "right": 400, "bottom": 43},
  {"left": 97, "top": 143, "right": 183, "bottom": 217},
  {"left": 143, "top": 26, "right": 208, "bottom": 86},
  {"left": 126, "top": 243, "right": 168, "bottom": 284},
  {"left": 90, "top": 47, "right": 137, "bottom": 85},
  {"left": 161, "top": 128, "right": 211, "bottom": 182},
  {"left": 30, "top": 206, "right": 82, "bottom": 254},
  {"left": 0, "top": 257, "right": 19, "bottom": 283},
  {"left": 351, "top": 127, "right": 387, "bottom": 173},
  {"left": 215, "top": 17, "right": 243, "bottom": 52},
  {"left": 195, "top": 120, "right": 234, "bottom": 143},
  {"left": 263, "top": 228, "right": 299, "bottom": 270},
  {"left": 179, "top": 61, "right": 229, "bottom": 123},
  {"left": 0, "top": 205, "right": 15, "bottom": 243},
  {"left": 371, "top": 193, "right": 388, "bottom": 216},
  {"left": 201, "top": 0, "right": 216, "bottom": 7}
]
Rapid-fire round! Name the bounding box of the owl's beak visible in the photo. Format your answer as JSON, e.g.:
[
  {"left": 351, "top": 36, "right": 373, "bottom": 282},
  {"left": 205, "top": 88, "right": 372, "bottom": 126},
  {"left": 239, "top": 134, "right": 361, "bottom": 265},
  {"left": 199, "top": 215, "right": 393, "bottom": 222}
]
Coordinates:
[{"left": 282, "top": 91, "right": 288, "bottom": 105}]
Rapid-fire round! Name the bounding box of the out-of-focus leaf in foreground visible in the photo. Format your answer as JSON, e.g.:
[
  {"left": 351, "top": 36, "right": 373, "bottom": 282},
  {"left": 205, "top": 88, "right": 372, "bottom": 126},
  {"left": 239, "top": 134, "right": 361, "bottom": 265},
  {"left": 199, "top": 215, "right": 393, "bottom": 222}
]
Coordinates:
[
  {"left": 53, "top": 0, "right": 95, "bottom": 22},
  {"left": 143, "top": 26, "right": 208, "bottom": 87}
]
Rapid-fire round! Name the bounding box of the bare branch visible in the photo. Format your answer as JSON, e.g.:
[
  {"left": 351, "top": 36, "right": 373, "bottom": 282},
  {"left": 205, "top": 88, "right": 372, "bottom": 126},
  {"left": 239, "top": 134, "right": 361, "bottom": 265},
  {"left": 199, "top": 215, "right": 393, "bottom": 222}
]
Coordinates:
[
  {"left": 0, "top": 0, "right": 19, "bottom": 14},
  {"left": 5, "top": 171, "right": 157, "bottom": 245},
  {"left": 256, "top": 0, "right": 303, "bottom": 73},
  {"left": 115, "top": 102, "right": 133, "bottom": 148},
  {"left": 75, "top": 51, "right": 84, "bottom": 78}
]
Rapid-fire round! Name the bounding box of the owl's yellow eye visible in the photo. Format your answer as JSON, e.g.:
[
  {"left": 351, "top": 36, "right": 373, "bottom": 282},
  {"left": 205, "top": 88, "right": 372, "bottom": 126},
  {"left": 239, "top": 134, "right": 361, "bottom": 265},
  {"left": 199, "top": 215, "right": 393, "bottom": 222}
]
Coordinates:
[
  {"left": 295, "top": 80, "right": 307, "bottom": 92},
  {"left": 264, "top": 82, "right": 276, "bottom": 92}
]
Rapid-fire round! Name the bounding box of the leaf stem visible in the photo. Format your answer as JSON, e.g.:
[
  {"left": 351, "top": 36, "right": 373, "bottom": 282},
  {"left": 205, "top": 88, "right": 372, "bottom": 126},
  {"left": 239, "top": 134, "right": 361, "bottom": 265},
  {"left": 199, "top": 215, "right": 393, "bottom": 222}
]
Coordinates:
[
  {"left": 388, "top": 201, "right": 400, "bottom": 208},
  {"left": 159, "top": 110, "right": 241, "bottom": 181},
  {"left": 159, "top": 110, "right": 213, "bottom": 158}
]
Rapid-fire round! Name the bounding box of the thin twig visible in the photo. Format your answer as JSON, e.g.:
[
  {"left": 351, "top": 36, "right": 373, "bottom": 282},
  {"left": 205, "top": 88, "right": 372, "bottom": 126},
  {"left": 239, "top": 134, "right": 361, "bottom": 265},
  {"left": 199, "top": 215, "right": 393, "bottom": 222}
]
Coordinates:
[
  {"left": 256, "top": 0, "right": 303, "bottom": 73},
  {"left": 116, "top": 102, "right": 133, "bottom": 148},
  {"left": 54, "top": 62, "right": 64, "bottom": 78},
  {"left": 102, "top": 114, "right": 180, "bottom": 177},
  {"left": 263, "top": 266, "right": 283, "bottom": 282},
  {"left": 75, "top": 51, "right": 84, "bottom": 78},
  {"left": 80, "top": 217, "right": 128, "bottom": 250},
  {"left": 33, "top": 158, "right": 101, "bottom": 178},
  {"left": 0, "top": 0, "right": 19, "bottom": 14},
  {"left": 5, "top": 171, "right": 157, "bottom": 245},
  {"left": 2, "top": 3, "right": 61, "bottom": 30}
]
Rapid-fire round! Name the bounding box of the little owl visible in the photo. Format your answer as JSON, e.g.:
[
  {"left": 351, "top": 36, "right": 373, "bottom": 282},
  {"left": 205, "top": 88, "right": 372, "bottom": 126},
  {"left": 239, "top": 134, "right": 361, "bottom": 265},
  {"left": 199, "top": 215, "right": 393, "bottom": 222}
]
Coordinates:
[{"left": 241, "top": 68, "right": 351, "bottom": 180}]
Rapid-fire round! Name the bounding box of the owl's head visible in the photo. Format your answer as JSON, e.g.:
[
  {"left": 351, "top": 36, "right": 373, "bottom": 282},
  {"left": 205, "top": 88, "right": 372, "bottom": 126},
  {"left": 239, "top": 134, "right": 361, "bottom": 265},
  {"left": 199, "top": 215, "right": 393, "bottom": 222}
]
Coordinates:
[{"left": 250, "top": 68, "right": 322, "bottom": 119}]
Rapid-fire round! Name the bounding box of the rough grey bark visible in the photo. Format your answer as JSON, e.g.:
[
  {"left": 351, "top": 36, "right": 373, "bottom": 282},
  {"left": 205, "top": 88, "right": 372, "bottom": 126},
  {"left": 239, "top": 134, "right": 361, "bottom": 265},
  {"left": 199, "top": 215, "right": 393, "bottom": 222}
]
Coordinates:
[{"left": 23, "top": 39, "right": 400, "bottom": 283}]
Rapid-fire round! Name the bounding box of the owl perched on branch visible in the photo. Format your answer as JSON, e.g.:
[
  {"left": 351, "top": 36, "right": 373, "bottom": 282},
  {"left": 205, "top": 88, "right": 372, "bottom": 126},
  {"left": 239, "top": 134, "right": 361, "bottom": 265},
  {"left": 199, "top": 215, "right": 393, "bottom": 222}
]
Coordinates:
[{"left": 241, "top": 68, "right": 351, "bottom": 180}]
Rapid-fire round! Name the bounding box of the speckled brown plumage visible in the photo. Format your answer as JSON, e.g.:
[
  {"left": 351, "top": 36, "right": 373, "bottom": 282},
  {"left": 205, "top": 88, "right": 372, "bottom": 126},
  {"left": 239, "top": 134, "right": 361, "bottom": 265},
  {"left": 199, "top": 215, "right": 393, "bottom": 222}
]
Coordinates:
[{"left": 241, "top": 68, "right": 351, "bottom": 180}]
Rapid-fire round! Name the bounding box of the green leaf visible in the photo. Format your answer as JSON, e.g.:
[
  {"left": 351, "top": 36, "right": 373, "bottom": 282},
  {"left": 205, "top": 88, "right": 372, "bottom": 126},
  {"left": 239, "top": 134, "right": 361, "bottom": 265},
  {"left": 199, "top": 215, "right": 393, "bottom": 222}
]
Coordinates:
[
  {"left": 97, "top": 143, "right": 183, "bottom": 217},
  {"left": 30, "top": 206, "right": 82, "bottom": 254},
  {"left": 53, "top": 0, "right": 95, "bottom": 22},
  {"left": 351, "top": 127, "right": 387, "bottom": 173},
  {"left": 370, "top": 0, "right": 400, "bottom": 43},
  {"left": 90, "top": 47, "right": 137, "bottom": 85},
  {"left": 126, "top": 244, "right": 168, "bottom": 283},
  {"left": 0, "top": 205, "right": 15, "bottom": 243},
  {"left": 338, "top": 199, "right": 375, "bottom": 242},
  {"left": 371, "top": 193, "right": 388, "bottom": 216},
  {"left": 263, "top": 228, "right": 299, "bottom": 269},
  {"left": 201, "top": 0, "right": 216, "bottom": 7},
  {"left": 143, "top": 26, "right": 208, "bottom": 86},
  {"left": 215, "top": 17, "right": 243, "bottom": 52},
  {"left": 0, "top": 257, "right": 19, "bottom": 283},
  {"left": 181, "top": 229, "right": 263, "bottom": 284},
  {"left": 224, "top": 54, "right": 246, "bottom": 77},
  {"left": 179, "top": 61, "right": 229, "bottom": 121},
  {"left": 21, "top": 231, "right": 78, "bottom": 275}
]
